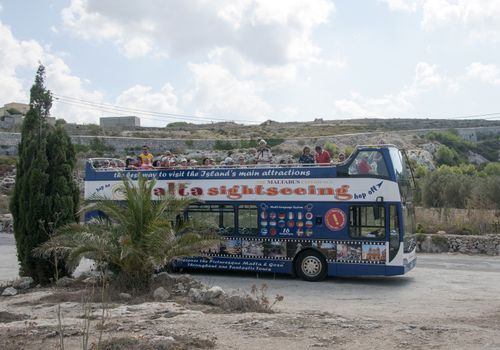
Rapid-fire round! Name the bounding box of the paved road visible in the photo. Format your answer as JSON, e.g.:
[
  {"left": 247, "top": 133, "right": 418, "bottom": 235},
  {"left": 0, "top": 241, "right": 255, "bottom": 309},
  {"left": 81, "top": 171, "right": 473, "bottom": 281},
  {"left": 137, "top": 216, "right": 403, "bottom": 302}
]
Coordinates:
[{"left": 0, "top": 233, "right": 19, "bottom": 282}]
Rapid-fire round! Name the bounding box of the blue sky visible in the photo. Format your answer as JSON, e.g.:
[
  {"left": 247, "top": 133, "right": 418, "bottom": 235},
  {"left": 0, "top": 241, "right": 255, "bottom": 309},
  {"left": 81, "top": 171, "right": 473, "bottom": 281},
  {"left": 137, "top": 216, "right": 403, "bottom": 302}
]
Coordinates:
[{"left": 1, "top": 0, "right": 499, "bottom": 126}]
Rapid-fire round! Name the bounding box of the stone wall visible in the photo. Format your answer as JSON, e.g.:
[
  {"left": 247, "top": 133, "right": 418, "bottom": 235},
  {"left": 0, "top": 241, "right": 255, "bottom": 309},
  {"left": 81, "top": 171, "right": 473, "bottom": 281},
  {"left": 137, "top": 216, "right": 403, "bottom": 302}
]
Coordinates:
[
  {"left": 0, "top": 132, "right": 217, "bottom": 156},
  {"left": 417, "top": 234, "right": 500, "bottom": 255}
]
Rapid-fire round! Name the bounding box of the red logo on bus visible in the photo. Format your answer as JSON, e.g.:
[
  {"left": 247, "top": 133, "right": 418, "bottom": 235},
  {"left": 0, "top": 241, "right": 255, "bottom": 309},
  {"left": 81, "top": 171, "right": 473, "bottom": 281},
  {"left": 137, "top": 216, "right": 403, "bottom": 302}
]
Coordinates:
[{"left": 324, "top": 208, "right": 346, "bottom": 231}]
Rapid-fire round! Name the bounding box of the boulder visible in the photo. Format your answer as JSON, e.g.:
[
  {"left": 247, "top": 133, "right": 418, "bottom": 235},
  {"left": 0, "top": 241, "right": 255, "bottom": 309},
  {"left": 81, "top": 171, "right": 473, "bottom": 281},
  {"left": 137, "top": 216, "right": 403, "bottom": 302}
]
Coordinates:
[
  {"left": 153, "top": 287, "right": 170, "bottom": 302},
  {"left": 55, "top": 277, "right": 76, "bottom": 287},
  {"left": 2, "top": 287, "right": 17, "bottom": 296},
  {"left": 119, "top": 293, "right": 132, "bottom": 301},
  {"left": 203, "top": 286, "right": 225, "bottom": 305},
  {"left": 12, "top": 277, "right": 34, "bottom": 290},
  {"left": 150, "top": 272, "right": 177, "bottom": 288},
  {"left": 188, "top": 288, "right": 203, "bottom": 302}
]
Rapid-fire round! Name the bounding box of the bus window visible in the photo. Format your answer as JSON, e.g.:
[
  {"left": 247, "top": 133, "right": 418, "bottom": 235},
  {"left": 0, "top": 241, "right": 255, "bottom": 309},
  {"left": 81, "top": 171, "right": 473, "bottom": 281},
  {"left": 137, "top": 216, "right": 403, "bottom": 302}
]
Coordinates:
[
  {"left": 389, "top": 205, "right": 400, "bottom": 261},
  {"left": 238, "top": 205, "right": 259, "bottom": 236},
  {"left": 349, "top": 205, "right": 385, "bottom": 239},
  {"left": 186, "top": 204, "right": 235, "bottom": 235},
  {"left": 348, "top": 151, "right": 389, "bottom": 177}
]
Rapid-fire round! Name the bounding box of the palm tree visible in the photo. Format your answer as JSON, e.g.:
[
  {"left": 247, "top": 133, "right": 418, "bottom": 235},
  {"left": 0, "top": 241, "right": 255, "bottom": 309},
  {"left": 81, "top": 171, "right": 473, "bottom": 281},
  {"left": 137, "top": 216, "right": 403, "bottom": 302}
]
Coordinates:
[{"left": 35, "top": 174, "right": 219, "bottom": 289}]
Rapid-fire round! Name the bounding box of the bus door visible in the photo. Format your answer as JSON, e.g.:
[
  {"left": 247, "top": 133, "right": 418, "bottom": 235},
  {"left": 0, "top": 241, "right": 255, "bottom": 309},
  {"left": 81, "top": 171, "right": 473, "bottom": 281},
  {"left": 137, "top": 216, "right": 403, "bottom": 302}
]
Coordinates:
[{"left": 387, "top": 203, "right": 402, "bottom": 264}]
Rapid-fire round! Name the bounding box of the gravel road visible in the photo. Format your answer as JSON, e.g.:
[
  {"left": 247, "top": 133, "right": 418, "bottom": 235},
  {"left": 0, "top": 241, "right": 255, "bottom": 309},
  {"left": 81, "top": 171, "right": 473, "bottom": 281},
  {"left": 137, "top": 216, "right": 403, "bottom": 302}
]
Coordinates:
[{"left": 1, "top": 233, "right": 499, "bottom": 349}]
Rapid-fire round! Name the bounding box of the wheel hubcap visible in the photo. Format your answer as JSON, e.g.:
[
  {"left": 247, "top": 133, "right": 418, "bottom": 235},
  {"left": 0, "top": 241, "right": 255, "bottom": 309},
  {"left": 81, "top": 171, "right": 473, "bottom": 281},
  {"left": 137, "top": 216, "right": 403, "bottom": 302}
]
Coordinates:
[{"left": 301, "top": 256, "right": 322, "bottom": 277}]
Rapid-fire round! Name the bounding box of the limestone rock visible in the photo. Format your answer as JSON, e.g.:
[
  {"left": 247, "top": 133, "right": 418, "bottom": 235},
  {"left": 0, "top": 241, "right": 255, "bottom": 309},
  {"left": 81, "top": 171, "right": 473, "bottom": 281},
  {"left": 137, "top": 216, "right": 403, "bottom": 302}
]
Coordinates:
[
  {"left": 12, "top": 277, "right": 34, "bottom": 290},
  {"left": 56, "top": 276, "right": 76, "bottom": 287},
  {"left": 2, "top": 287, "right": 17, "bottom": 296},
  {"left": 119, "top": 293, "right": 132, "bottom": 301},
  {"left": 153, "top": 287, "right": 170, "bottom": 302}
]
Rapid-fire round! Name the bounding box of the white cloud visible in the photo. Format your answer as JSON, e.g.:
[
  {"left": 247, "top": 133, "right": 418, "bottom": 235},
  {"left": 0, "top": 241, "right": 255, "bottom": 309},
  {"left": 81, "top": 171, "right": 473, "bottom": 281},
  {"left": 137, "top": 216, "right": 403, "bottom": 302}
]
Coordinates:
[
  {"left": 0, "top": 21, "right": 44, "bottom": 103},
  {"left": 187, "top": 62, "right": 272, "bottom": 122},
  {"left": 379, "top": 0, "right": 418, "bottom": 13},
  {"left": 115, "top": 84, "right": 179, "bottom": 126},
  {"left": 334, "top": 62, "right": 442, "bottom": 118},
  {"left": 45, "top": 58, "right": 104, "bottom": 124},
  {"left": 0, "top": 20, "right": 105, "bottom": 124},
  {"left": 61, "top": 0, "right": 334, "bottom": 64},
  {"left": 382, "top": 0, "right": 500, "bottom": 42},
  {"left": 465, "top": 62, "right": 500, "bottom": 85}
]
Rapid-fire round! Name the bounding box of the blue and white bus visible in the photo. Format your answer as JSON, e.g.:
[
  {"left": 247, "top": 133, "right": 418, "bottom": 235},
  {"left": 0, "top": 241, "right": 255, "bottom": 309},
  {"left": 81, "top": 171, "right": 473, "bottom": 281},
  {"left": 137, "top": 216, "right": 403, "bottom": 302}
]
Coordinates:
[{"left": 84, "top": 145, "right": 416, "bottom": 281}]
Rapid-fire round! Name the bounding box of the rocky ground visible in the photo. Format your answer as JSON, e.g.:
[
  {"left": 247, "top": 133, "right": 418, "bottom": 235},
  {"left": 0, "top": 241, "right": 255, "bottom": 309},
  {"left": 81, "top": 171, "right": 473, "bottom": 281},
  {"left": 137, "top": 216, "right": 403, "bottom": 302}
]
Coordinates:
[{"left": 1, "top": 253, "right": 500, "bottom": 350}]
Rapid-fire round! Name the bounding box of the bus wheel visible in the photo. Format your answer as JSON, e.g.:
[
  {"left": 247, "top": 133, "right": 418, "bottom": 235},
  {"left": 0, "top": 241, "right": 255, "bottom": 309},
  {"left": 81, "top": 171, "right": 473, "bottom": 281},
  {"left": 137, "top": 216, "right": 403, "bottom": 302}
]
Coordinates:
[{"left": 295, "top": 250, "right": 327, "bottom": 282}]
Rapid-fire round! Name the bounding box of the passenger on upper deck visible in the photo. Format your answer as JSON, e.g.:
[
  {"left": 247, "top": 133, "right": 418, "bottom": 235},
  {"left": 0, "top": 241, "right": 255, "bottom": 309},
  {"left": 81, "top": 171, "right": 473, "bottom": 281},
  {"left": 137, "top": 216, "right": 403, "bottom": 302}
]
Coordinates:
[
  {"left": 238, "top": 155, "right": 246, "bottom": 167},
  {"left": 140, "top": 157, "right": 153, "bottom": 169},
  {"left": 256, "top": 139, "right": 273, "bottom": 165},
  {"left": 138, "top": 145, "right": 154, "bottom": 165},
  {"left": 299, "top": 146, "right": 314, "bottom": 165},
  {"left": 314, "top": 145, "right": 331, "bottom": 166},
  {"left": 338, "top": 153, "right": 346, "bottom": 162}
]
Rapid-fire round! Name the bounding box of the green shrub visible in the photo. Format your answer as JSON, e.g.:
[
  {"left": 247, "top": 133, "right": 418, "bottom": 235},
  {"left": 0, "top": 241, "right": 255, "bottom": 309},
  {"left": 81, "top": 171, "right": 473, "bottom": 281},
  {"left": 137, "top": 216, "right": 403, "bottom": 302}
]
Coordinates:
[
  {"left": 324, "top": 142, "right": 338, "bottom": 158},
  {"left": 214, "top": 140, "right": 235, "bottom": 150}
]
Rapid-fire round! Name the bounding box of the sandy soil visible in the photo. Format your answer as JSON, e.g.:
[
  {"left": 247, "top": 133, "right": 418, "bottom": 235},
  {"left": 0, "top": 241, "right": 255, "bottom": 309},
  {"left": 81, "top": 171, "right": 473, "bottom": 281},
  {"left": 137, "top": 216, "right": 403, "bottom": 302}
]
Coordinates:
[{"left": 1, "top": 254, "right": 500, "bottom": 349}]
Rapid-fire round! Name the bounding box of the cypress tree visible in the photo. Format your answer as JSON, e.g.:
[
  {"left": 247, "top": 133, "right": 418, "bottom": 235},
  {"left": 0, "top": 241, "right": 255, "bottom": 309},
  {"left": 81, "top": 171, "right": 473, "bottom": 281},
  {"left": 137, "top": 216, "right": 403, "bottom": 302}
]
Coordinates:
[{"left": 10, "top": 65, "right": 79, "bottom": 284}]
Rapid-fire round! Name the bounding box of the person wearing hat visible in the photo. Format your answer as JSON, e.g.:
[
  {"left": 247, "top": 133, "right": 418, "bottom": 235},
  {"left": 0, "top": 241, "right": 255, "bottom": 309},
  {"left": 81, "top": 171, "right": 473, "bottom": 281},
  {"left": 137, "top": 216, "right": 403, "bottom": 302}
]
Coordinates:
[
  {"left": 179, "top": 158, "right": 189, "bottom": 168},
  {"left": 256, "top": 139, "right": 272, "bottom": 165},
  {"left": 224, "top": 156, "right": 235, "bottom": 166}
]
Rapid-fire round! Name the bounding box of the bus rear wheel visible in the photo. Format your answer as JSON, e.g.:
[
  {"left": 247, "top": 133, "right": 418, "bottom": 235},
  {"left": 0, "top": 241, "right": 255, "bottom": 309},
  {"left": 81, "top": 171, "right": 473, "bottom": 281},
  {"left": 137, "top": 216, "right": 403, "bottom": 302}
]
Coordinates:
[{"left": 295, "top": 250, "right": 327, "bottom": 282}]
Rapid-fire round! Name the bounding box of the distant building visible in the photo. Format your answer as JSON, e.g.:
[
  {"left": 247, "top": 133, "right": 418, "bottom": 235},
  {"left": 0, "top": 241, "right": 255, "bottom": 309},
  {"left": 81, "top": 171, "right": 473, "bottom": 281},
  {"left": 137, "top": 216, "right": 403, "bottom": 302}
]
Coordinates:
[
  {"left": 100, "top": 116, "right": 140, "bottom": 128},
  {"left": 0, "top": 102, "right": 30, "bottom": 116},
  {"left": 0, "top": 102, "right": 29, "bottom": 129}
]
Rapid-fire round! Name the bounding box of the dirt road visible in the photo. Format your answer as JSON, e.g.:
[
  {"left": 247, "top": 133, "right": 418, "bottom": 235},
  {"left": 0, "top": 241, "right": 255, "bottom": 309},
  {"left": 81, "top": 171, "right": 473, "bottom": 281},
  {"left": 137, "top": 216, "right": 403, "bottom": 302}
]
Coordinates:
[{"left": 1, "top": 233, "right": 499, "bottom": 349}]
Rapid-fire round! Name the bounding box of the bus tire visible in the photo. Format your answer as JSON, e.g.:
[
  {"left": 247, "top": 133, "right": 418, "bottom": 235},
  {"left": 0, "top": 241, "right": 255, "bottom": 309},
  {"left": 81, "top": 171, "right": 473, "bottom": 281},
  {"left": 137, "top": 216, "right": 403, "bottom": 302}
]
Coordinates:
[{"left": 295, "top": 250, "right": 327, "bottom": 282}]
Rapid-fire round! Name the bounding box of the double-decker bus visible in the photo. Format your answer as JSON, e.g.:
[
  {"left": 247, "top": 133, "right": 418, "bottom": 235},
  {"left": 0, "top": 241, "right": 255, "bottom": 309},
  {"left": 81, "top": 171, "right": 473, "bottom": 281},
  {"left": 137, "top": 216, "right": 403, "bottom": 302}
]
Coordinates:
[{"left": 84, "top": 145, "right": 416, "bottom": 281}]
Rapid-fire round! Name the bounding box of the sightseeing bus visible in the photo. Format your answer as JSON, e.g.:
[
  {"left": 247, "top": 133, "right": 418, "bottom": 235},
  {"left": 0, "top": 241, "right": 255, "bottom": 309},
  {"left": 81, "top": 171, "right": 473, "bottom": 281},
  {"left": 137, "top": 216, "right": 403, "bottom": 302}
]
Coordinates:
[{"left": 84, "top": 145, "right": 417, "bottom": 281}]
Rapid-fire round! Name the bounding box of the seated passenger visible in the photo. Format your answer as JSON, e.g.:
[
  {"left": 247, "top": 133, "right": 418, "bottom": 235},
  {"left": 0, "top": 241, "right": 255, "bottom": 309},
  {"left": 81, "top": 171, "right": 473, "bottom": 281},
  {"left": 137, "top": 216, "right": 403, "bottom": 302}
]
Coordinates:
[
  {"left": 140, "top": 157, "right": 153, "bottom": 169},
  {"left": 256, "top": 139, "right": 273, "bottom": 165},
  {"left": 138, "top": 145, "right": 154, "bottom": 165},
  {"left": 189, "top": 159, "right": 198, "bottom": 167},
  {"left": 314, "top": 145, "right": 331, "bottom": 166},
  {"left": 179, "top": 158, "right": 189, "bottom": 168},
  {"left": 299, "top": 146, "right": 315, "bottom": 165},
  {"left": 237, "top": 155, "right": 246, "bottom": 166},
  {"left": 338, "top": 153, "right": 346, "bottom": 162},
  {"left": 224, "top": 156, "right": 235, "bottom": 166},
  {"left": 357, "top": 157, "right": 372, "bottom": 174},
  {"left": 126, "top": 157, "right": 139, "bottom": 169},
  {"left": 202, "top": 157, "right": 211, "bottom": 167}
]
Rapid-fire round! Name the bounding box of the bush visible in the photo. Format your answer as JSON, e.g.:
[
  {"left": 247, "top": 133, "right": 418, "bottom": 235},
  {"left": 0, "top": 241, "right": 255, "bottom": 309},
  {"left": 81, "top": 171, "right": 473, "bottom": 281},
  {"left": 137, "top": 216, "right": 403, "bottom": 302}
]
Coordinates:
[
  {"left": 213, "top": 140, "right": 235, "bottom": 150},
  {"left": 483, "top": 162, "right": 500, "bottom": 176},
  {"left": 344, "top": 146, "right": 353, "bottom": 157},
  {"left": 74, "top": 144, "right": 90, "bottom": 154},
  {"left": 435, "top": 145, "right": 460, "bottom": 166},
  {"left": 167, "top": 121, "right": 191, "bottom": 128},
  {"left": 324, "top": 142, "right": 338, "bottom": 158},
  {"left": 89, "top": 137, "right": 115, "bottom": 156}
]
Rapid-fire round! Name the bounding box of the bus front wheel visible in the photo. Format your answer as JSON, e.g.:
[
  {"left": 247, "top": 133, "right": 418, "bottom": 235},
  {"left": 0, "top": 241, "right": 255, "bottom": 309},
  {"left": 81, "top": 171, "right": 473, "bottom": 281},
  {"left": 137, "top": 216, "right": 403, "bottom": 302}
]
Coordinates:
[{"left": 295, "top": 250, "right": 327, "bottom": 282}]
